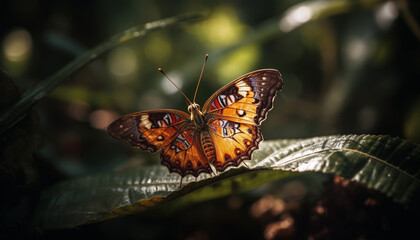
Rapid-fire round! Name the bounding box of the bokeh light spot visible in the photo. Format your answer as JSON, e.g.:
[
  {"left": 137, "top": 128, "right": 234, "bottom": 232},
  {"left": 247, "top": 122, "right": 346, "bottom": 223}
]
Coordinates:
[
  {"left": 89, "top": 109, "right": 119, "bottom": 130},
  {"left": 375, "top": 1, "right": 398, "bottom": 29},
  {"left": 216, "top": 45, "right": 260, "bottom": 84},
  {"left": 3, "top": 28, "right": 32, "bottom": 62},
  {"left": 188, "top": 6, "right": 247, "bottom": 47},
  {"left": 107, "top": 46, "right": 138, "bottom": 79},
  {"left": 264, "top": 216, "right": 294, "bottom": 240},
  {"left": 345, "top": 38, "right": 368, "bottom": 64},
  {"left": 250, "top": 195, "right": 285, "bottom": 218},
  {"left": 279, "top": 5, "right": 313, "bottom": 32},
  {"left": 160, "top": 71, "right": 183, "bottom": 95}
]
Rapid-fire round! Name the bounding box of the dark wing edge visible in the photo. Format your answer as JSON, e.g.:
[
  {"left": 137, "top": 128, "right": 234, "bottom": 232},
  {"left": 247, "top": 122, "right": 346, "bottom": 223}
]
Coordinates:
[{"left": 250, "top": 69, "right": 283, "bottom": 125}]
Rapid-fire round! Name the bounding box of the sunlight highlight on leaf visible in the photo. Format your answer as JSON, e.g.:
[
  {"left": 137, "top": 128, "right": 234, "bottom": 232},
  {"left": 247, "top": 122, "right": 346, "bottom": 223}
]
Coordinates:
[{"left": 35, "top": 135, "right": 420, "bottom": 230}]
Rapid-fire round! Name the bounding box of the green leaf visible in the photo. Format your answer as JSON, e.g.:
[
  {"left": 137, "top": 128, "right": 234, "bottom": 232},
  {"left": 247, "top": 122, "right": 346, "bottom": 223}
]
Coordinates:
[{"left": 34, "top": 135, "right": 420, "bottom": 230}]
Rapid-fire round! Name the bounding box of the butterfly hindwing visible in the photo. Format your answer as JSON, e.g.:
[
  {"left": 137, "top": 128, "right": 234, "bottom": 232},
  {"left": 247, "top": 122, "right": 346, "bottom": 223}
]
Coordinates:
[
  {"left": 161, "top": 128, "right": 212, "bottom": 177},
  {"left": 206, "top": 119, "right": 262, "bottom": 171},
  {"left": 107, "top": 110, "right": 190, "bottom": 152}
]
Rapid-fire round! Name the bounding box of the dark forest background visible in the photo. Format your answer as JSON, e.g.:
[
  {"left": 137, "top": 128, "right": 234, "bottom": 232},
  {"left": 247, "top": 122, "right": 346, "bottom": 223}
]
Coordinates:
[{"left": 1, "top": 0, "right": 419, "bottom": 239}]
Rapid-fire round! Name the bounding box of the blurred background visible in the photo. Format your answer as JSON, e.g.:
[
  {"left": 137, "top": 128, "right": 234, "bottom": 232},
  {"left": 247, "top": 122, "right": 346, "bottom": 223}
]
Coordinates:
[{"left": 1, "top": 0, "right": 420, "bottom": 239}]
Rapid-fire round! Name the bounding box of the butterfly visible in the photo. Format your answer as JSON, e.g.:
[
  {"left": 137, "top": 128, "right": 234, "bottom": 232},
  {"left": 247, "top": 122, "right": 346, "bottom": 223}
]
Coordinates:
[{"left": 108, "top": 55, "right": 283, "bottom": 184}]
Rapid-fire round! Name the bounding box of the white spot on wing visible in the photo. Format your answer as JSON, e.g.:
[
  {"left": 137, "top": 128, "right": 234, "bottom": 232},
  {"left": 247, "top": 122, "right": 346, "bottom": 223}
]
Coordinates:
[
  {"left": 227, "top": 95, "right": 236, "bottom": 105},
  {"left": 139, "top": 115, "right": 152, "bottom": 129}
]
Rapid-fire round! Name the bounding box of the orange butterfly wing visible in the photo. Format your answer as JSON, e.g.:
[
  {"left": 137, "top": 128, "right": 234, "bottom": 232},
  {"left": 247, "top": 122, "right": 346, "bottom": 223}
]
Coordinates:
[
  {"left": 202, "top": 69, "right": 283, "bottom": 171},
  {"left": 108, "top": 69, "right": 282, "bottom": 178},
  {"left": 160, "top": 128, "right": 212, "bottom": 177},
  {"left": 108, "top": 110, "right": 189, "bottom": 152},
  {"left": 108, "top": 110, "right": 212, "bottom": 177},
  {"left": 205, "top": 119, "right": 262, "bottom": 172}
]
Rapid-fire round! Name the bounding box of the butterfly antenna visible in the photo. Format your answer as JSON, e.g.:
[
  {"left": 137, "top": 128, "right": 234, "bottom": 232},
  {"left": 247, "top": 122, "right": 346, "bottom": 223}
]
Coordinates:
[
  {"left": 193, "top": 54, "right": 209, "bottom": 104},
  {"left": 158, "top": 68, "right": 193, "bottom": 105}
]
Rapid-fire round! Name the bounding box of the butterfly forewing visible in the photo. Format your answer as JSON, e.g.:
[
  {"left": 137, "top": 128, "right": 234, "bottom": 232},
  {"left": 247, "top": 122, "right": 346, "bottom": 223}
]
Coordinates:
[
  {"left": 202, "top": 69, "right": 283, "bottom": 171},
  {"left": 108, "top": 110, "right": 212, "bottom": 177},
  {"left": 203, "top": 69, "right": 283, "bottom": 125},
  {"left": 108, "top": 110, "right": 190, "bottom": 152}
]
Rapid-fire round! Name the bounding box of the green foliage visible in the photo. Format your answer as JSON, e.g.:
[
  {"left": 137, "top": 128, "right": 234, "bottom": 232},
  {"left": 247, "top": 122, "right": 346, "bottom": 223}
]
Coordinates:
[
  {"left": 2, "top": 0, "right": 419, "bottom": 238},
  {"left": 35, "top": 135, "right": 420, "bottom": 230},
  {"left": 0, "top": 13, "right": 204, "bottom": 135}
]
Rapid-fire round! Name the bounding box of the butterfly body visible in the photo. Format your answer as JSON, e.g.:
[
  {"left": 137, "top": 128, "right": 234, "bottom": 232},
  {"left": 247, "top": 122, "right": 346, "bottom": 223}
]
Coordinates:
[
  {"left": 108, "top": 69, "right": 283, "bottom": 179},
  {"left": 188, "top": 103, "right": 205, "bottom": 129}
]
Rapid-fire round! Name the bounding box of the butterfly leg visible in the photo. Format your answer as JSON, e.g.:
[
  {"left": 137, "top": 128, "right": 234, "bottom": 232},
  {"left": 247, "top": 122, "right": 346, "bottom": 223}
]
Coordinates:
[
  {"left": 209, "top": 163, "right": 218, "bottom": 176},
  {"left": 243, "top": 161, "right": 250, "bottom": 169},
  {"left": 179, "top": 177, "right": 183, "bottom": 188}
]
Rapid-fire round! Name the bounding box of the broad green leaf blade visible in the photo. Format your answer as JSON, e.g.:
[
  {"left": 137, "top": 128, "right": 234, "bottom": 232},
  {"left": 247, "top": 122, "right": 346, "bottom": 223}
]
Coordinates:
[
  {"left": 35, "top": 135, "right": 420, "bottom": 230},
  {"left": 0, "top": 13, "right": 204, "bottom": 135},
  {"left": 35, "top": 165, "right": 296, "bottom": 230},
  {"left": 252, "top": 135, "right": 420, "bottom": 205}
]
